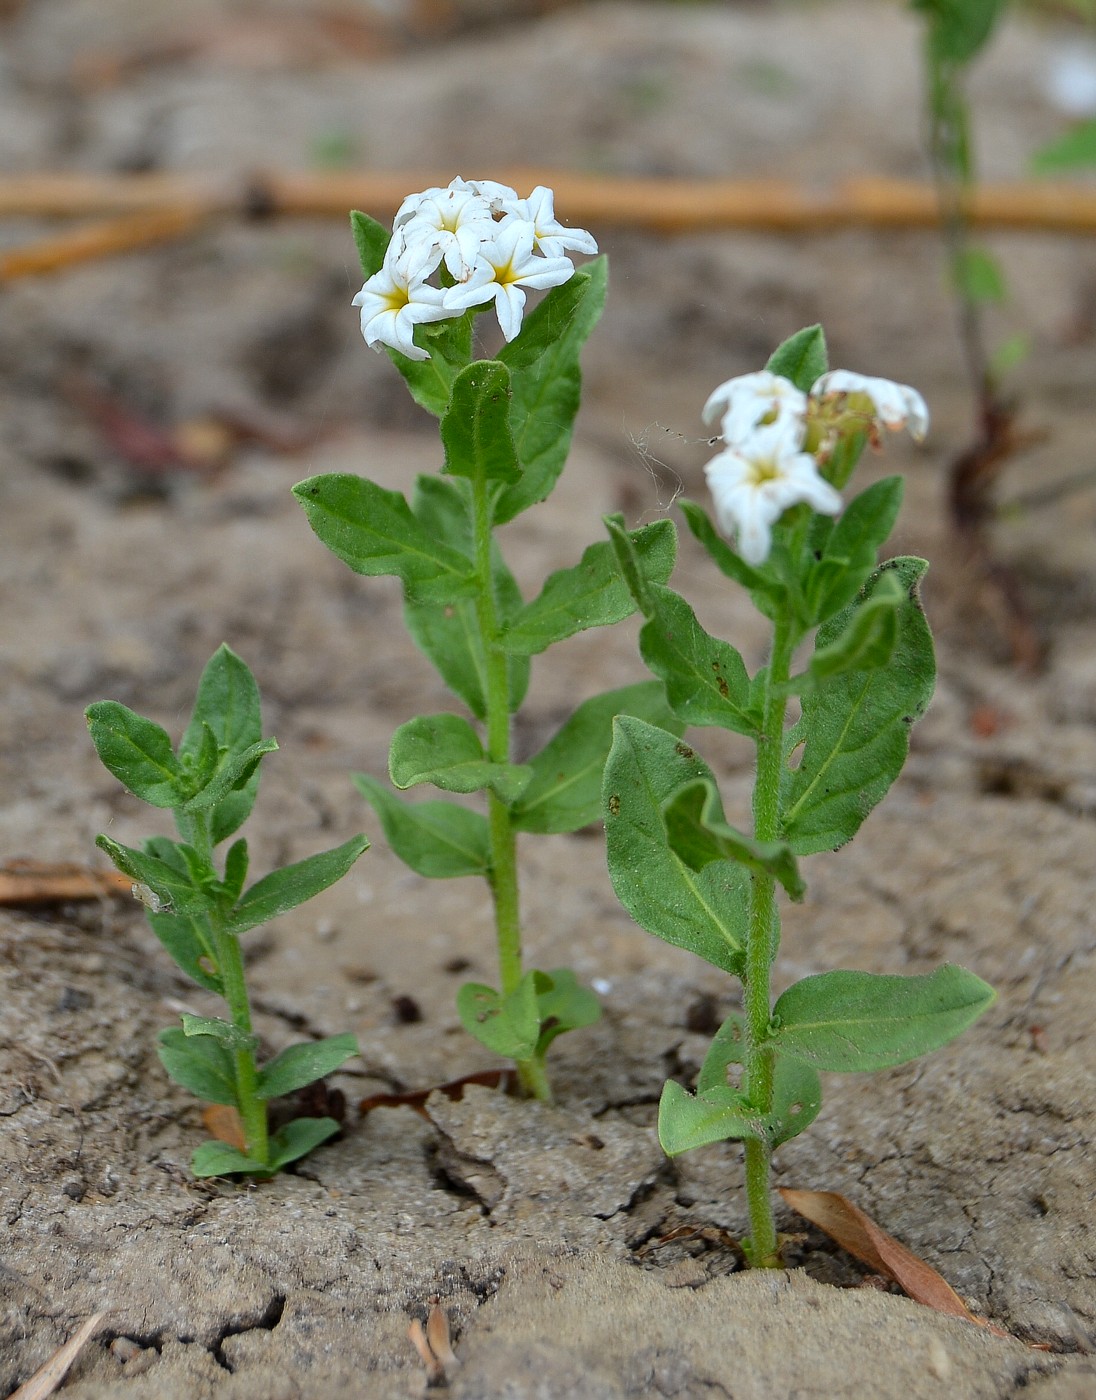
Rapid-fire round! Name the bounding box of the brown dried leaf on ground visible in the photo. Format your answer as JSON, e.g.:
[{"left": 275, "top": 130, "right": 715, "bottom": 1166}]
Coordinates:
[
  {"left": 9, "top": 1312, "right": 109, "bottom": 1400},
  {"left": 409, "top": 1301, "right": 458, "bottom": 1388},
  {"left": 201, "top": 1104, "right": 247, "bottom": 1152},
  {"left": 778, "top": 1188, "right": 1002, "bottom": 1330}
]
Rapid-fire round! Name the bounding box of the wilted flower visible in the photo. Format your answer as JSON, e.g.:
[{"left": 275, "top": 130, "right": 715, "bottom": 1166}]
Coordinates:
[
  {"left": 810, "top": 370, "right": 929, "bottom": 442},
  {"left": 704, "top": 419, "right": 842, "bottom": 566}
]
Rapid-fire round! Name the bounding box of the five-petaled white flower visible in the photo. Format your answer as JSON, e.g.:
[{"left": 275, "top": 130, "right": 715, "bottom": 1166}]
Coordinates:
[
  {"left": 352, "top": 242, "right": 449, "bottom": 362},
  {"left": 704, "top": 420, "right": 843, "bottom": 567},
  {"left": 810, "top": 370, "right": 929, "bottom": 442},
  {"left": 441, "top": 221, "right": 576, "bottom": 342},
  {"left": 702, "top": 370, "right": 808, "bottom": 446},
  {"left": 501, "top": 185, "right": 599, "bottom": 259}
]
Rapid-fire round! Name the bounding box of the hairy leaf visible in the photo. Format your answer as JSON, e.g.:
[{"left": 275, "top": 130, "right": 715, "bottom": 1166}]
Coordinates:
[
  {"left": 603, "top": 717, "right": 748, "bottom": 976},
  {"left": 353, "top": 772, "right": 490, "bottom": 878},
  {"left": 511, "top": 681, "right": 682, "bottom": 834},
  {"left": 389, "top": 713, "right": 532, "bottom": 802},
  {"left": 226, "top": 834, "right": 369, "bottom": 936},
  {"left": 257, "top": 1034, "right": 359, "bottom": 1100},
  {"left": 772, "top": 965, "right": 997, "bottom": 1071},
  {"left": 85, "top": 702, "right": 184, "bottom": 808},
  {"left": 293, "top": 473, "right": 476, "bottom": 603},
  {"left": 503, "top": 520, "right": 676, "bottom": 655},
  {"left": 781, "top": 557, "right": 935, "bottom": 854}
]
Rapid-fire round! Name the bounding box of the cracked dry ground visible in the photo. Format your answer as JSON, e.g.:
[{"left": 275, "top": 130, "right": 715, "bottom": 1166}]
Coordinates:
[{"left": 2, "top": 1, "right": 1096, "bottom": 1396}]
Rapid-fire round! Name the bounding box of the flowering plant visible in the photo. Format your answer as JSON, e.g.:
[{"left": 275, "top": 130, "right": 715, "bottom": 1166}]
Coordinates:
[
  {"left": 87, "top": 646, "right": 368, "bottom": 1177},
  {"left": 603, "top": 326, "right": 995, "bottom": 1266},
  {"left": 295, "top": 179, "right": 676, "bottom": 1099}
]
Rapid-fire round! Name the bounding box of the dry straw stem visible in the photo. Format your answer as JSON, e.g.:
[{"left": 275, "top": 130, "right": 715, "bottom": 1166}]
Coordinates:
[
  {"left": 9, "top": 1312, "right": 109, "bottom": 1400},
  {"left": 3, "top": 172, "right": 1096, "bottom": 281},
  {"left": 0, "top": 860, "right": 132, "bottom": 905}
]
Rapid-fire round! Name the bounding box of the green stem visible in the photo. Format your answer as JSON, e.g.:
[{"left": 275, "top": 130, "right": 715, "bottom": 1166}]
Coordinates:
[
  {"left": 190, "top": 812, "right": 269, "bottom": 1166},
  {"left": 470, "top": 472, "right": 547, "bottom": 1101},
  {"left": 742, "top": 615, "right": 794, "bottom": 1267},
  {"left": 210, "top": 910, "right": 269, "bottom": 1166}
]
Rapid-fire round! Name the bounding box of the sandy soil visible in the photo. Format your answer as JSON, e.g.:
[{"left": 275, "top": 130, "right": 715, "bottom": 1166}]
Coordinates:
[{"left": 1, "top": 2, "right": 1095, "bottom": 1396}]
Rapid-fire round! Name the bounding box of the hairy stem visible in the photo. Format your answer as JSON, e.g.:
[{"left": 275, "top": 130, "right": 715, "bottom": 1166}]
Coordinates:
[
  {"left": 191, "top": 812, "right": 269, "bottom": 1166},
  {"left": 742, "top": 616, "right": 794, "bottom": 1267},
  {"left": 471, "top": 473, "right": 547, "bottom": 1101}
]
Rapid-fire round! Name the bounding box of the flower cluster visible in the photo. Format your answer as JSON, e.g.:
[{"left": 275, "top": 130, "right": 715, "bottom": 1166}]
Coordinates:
[
  {"left": 353, "top": 178, "right": 598, "bottom": 361},
  {"left": 701, "top": 369, "right": 928, "bottom": 566}
]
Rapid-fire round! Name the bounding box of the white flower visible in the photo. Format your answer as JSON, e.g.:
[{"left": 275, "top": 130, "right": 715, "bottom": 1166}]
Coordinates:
[
  {"left": 441, "top": 221, "right": 575, "bottom": 342},
  {"left": 810, "top": 370, "right": 929, "bottom": 442},
  {"left": 704, "top": 420, "right": 842, "bottom": 566},
  {"left": 393, "top": 184, "right": 496, "bottom": 281},
  {"left": 352, "top": 241, "right": 450, "bottom": 361},
  {"left": 501, "top": 185, "right": 598, "bottom": 259},
  {"left": 701, "top": 371, "right": 808, "bottom": 446}
]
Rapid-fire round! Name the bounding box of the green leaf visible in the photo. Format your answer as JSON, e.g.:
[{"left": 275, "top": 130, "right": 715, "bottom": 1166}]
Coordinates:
[
  {"left": 804, "top": 477, "right": 903, "bottom": 625},
  {"left": 807, "top": 570, "right": 902, "bottom": 682},
  {"left": 658, "top": 1079, "right": 764, "bottom": 1154},
  {"left": 603, "top": 512, "right": 657, "bottom": 616},
  {"left": 181, "top": 1014, "right": 258, "bottom": 1052},
  {"left": 496, "top": 272, "right": 597, "bottom": 372},
  {"left": 190, "top": 1141, "right": 268, "bottom": 1178},
  {"left": 532, "top": 968, "right": 601, "bottom": 1056},
  {"left": 404, "top": 475, "right": 529, "bottom": 717},
  {"left": 952, "top": 246, "right": 1007, "bottom": 305},
  {"left": 638, "top": 584, "right": 759, "bottom": 735},
  {"left": 257, "top": 1034, "right": 359, "bottom": 1100},
  {"left": 85, "top": 701, "right": 185, "bottom": 808},
  {"left": 678, "top": 500, "right": 784, "bottom": 613},
  {"left": 223, "top": 838, "right": 249, "bottom": 903},
  {"left": 603, "top": 717, "right": 748, "bottom": 976},
  {"left": 268, "top": 1116, "right": 341, "bottom": 1171},
  {"left": 95, "top": 834, "right": 208, "bottom": 916},
  {"left": 511, "top": 681, "right": 683, "bottom": 834},
  {"left": 765, "top": 324, "right": 828, "bottom": 392},
  {"left": 180, "top": 738, "right": 279, "bottom": 813},
  {"left": 147, "top": 910, "right": 222, "bottom": 994},
  {"left": 178, "top": 645, "right": 266, "bottom": 843},
  {"left": 662, "top": 779, "right": 805, "bottom": 901},
  {"left": 457, "top": 974, "right": 541, "bottom": 1059},
  {"left": 492, "top": 258, "right": 608, "bottom": 525},
  {"left": 1032, "top": 117, "right": 1096, "bottom": 175},
  {"left": 772, "top": 965, "right": 997, "bottom": 1071},
  {"left": 353, "top": 772, "right": 489, "bottom": 878},
  {"left": 503, "top": 520, "right": 676, "bottom": 655},
  {"left": 913, "top": 0, "right": 1006, "bottom": 66},
  {"left": 441, "top": 361, "right": 520, "bottom": 484},
  {"left": 781, "top": 557, "right": 935, "bottom": 854},
  {"left": 697, "top": 1012, "right": 747, "bottom": 1093},
  {"left": 292, "top": 473, "right": 476, "bottom": 603},
  {"left": 158, "top": 1026, "right": 237, "bottom": 1105},
  {"left": 662, "top": 1015, "right": 823, "bottom": 1155},
  {"left": 388, "top": 713, "right": 532, "bottom": 802},
  {"left": 350, "top": 209, "right": 388, "bottom": 279},
  {"left": 226, "top": 834, "right": 369, "bottom": 936},
  {"left": 388, "top": 312, "right": 474, "bottom": 419}
]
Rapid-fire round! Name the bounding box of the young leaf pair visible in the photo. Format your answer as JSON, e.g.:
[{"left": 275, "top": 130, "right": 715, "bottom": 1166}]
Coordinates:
[
  {"left": 603, "top": 326, "right": 996, "bottom": 1266},
  {"left": 87, "top": 645, "right": 367, "bottom": 1177}
]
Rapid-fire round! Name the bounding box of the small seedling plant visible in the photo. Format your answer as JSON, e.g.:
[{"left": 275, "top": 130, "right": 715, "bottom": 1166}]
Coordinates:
[
  {"left": 294, "top": 178, "right": 681, "bottom": 1099},
  {"left": 603, "top": 326, "right": 997, "bottom": 1267},
  {"left": 87, "top": 644, "right": 369, "bottom": 1178}
]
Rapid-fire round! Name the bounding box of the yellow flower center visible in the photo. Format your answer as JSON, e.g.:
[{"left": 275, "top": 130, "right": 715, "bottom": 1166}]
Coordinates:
[{"left": 745, "top": 458, "right": 782, "bottom": 488}]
